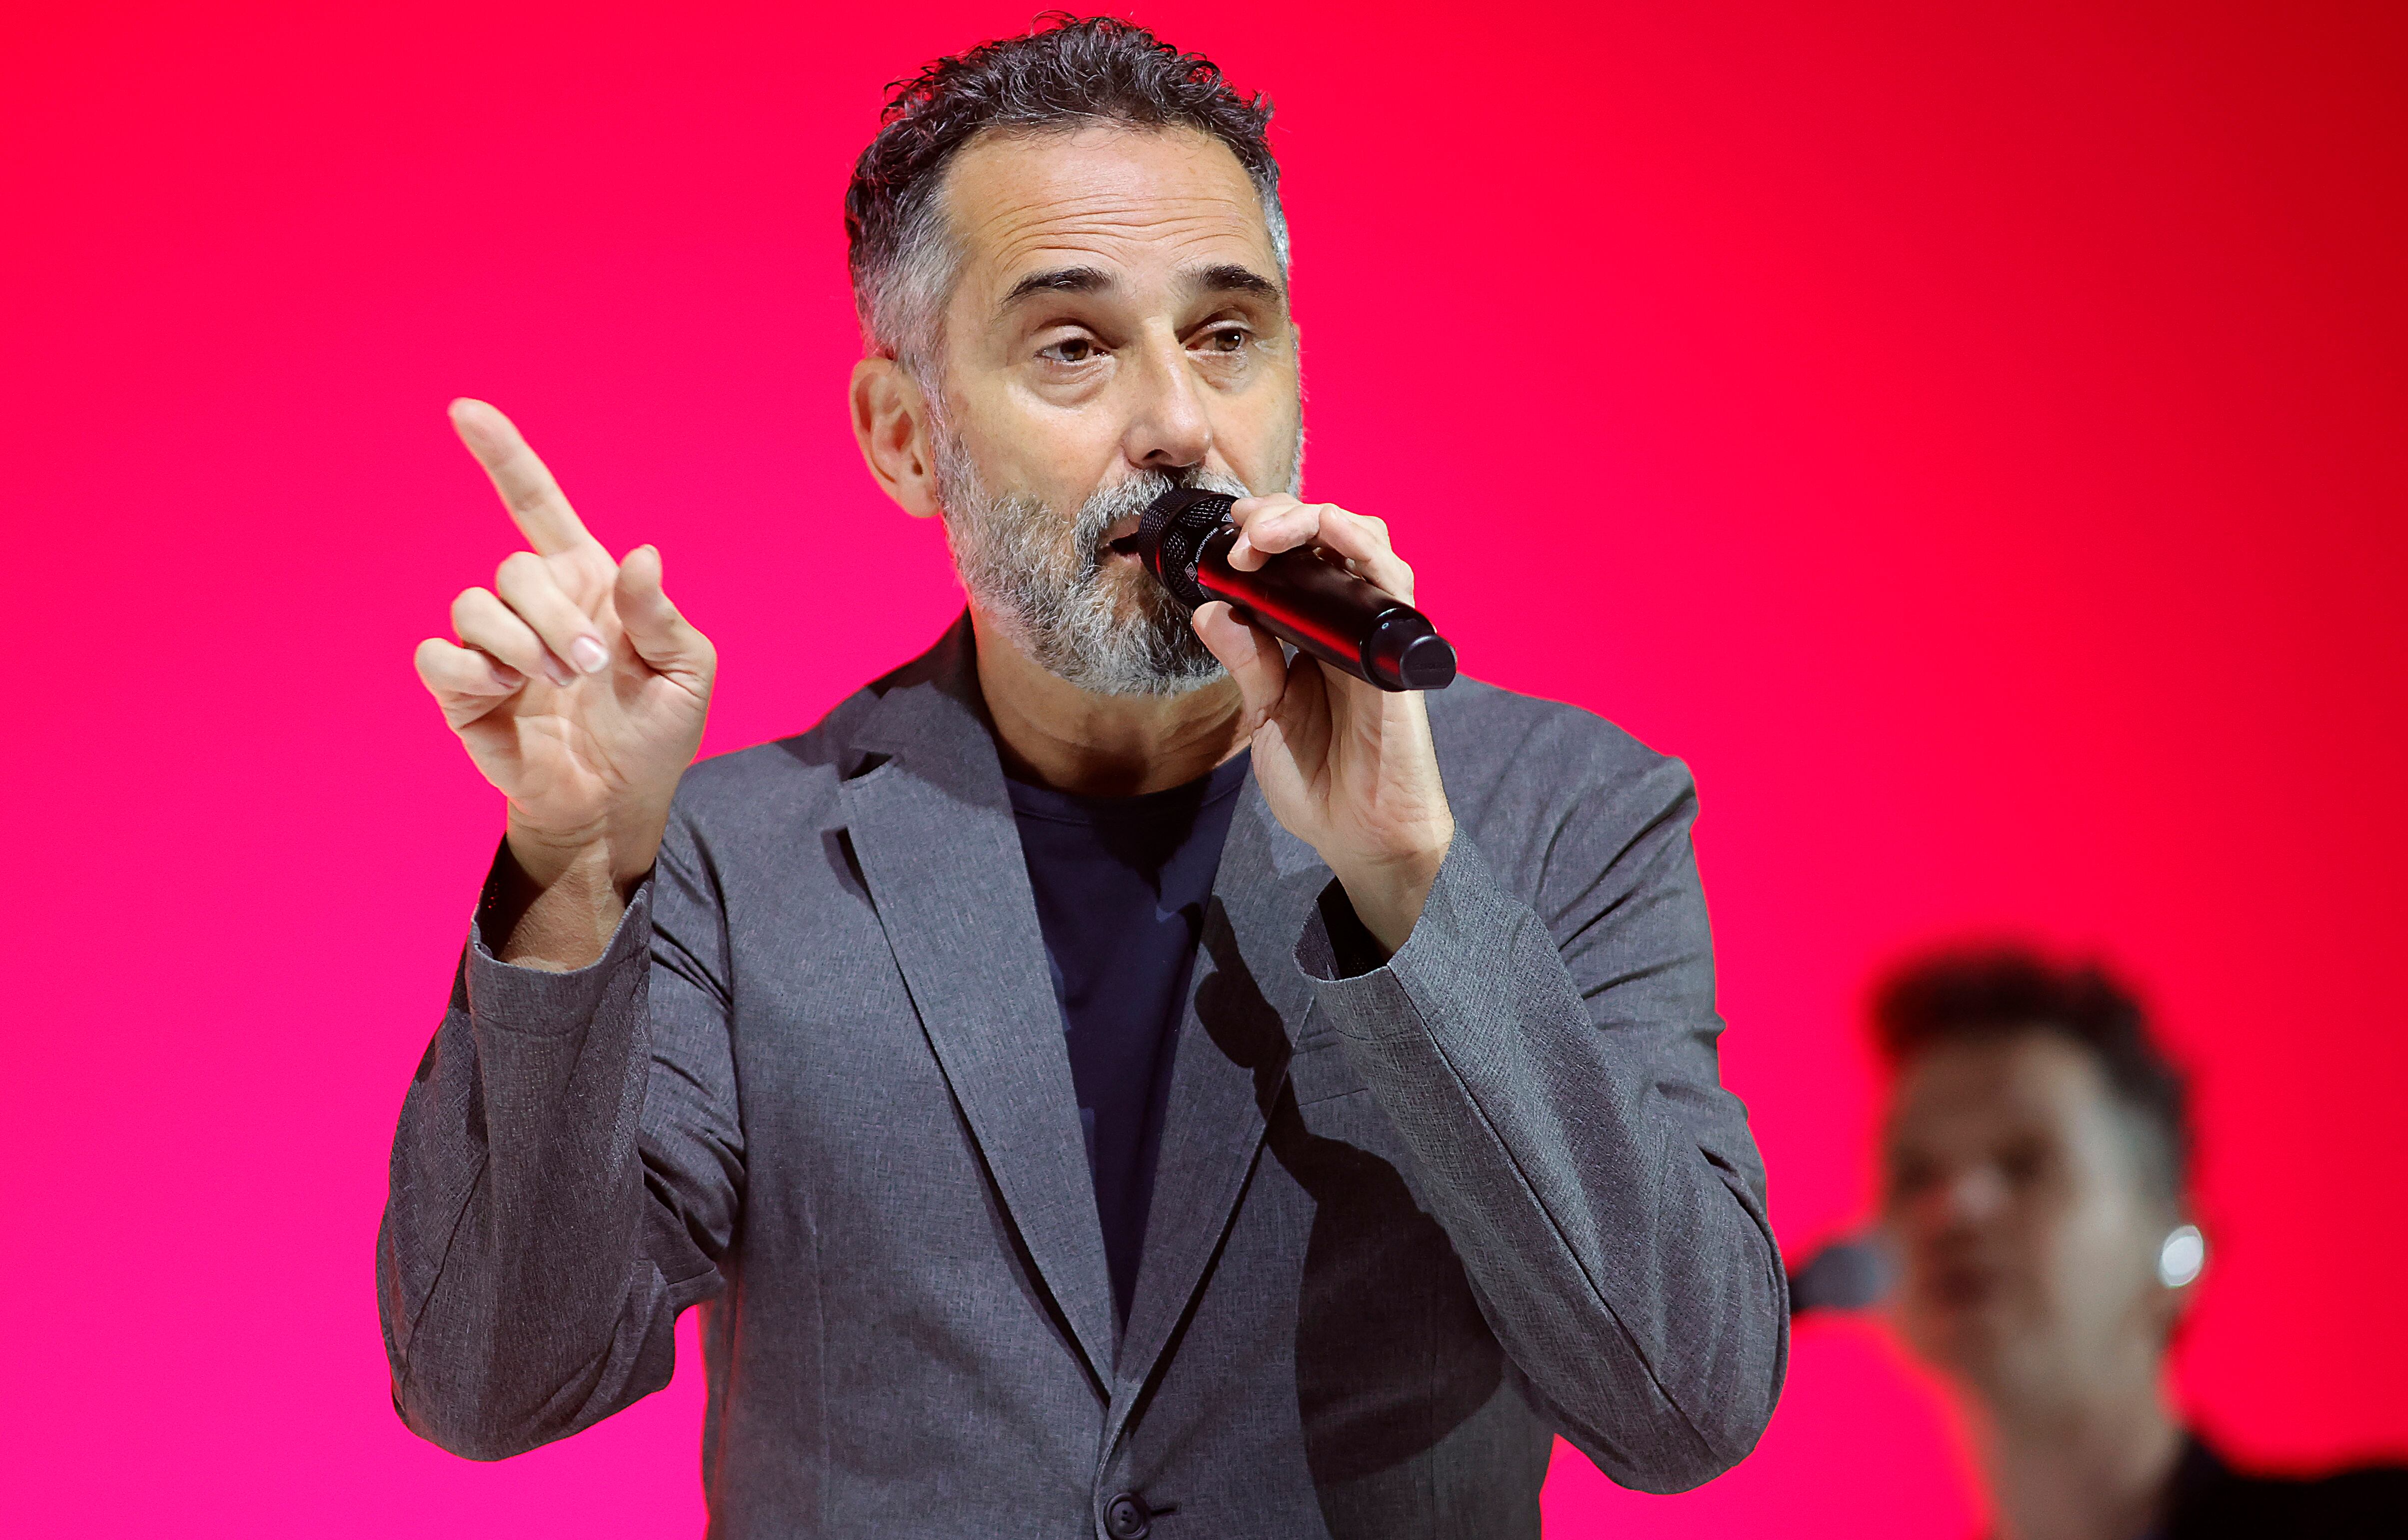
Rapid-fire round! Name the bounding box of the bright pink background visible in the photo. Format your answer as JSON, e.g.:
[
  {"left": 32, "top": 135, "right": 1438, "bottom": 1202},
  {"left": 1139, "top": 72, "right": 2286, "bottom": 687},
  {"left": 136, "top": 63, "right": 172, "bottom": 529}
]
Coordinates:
[{"left": 4, "top": 3, "right": 2403, "bottom": 1535}]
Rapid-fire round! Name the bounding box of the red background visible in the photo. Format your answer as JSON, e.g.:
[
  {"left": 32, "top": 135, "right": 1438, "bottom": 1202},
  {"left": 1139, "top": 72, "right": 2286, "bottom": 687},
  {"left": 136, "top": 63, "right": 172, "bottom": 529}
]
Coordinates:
[{"left": 4, "top": 3, "right": 2402, "bottom": 1535}]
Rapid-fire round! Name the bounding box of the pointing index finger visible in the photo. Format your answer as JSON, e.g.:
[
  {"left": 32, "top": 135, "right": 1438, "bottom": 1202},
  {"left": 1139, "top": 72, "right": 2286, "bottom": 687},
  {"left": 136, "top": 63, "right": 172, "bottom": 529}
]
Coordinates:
[{"left": 449, "top": 398, "right": 599, "bottom": 556}]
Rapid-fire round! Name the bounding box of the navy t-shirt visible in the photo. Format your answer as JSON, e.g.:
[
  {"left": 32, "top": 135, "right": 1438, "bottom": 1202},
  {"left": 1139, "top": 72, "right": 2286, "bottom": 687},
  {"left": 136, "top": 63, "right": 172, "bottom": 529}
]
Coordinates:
[{"left": 1006, "top": 750, "right": 1252, "bottom": 1325}]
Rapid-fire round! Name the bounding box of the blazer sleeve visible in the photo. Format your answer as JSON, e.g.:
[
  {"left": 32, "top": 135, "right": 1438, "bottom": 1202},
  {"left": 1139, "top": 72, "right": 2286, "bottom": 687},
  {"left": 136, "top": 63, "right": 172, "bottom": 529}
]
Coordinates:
[
  {"left": 375, "top": 811, "right": 743, "bottom": 1460},
  {"left": 1296, "top": 741, "right": 1788, "bottom": 1494}
]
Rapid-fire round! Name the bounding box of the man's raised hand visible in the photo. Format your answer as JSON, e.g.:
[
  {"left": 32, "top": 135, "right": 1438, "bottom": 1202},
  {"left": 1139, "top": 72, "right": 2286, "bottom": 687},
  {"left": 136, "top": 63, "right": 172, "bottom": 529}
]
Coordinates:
[{"left": 413, "top": 400, "right": 714, "bottom": 952}]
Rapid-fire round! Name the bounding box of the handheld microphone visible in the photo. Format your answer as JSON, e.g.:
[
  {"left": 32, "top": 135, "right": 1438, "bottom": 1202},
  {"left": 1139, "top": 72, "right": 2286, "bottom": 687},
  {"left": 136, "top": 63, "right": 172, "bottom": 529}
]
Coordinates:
[
  {"left": 1112, "top": 488, "right": 1458, "bottom": 692},
  {"left": 1785, "top": 1237, "right": 1893, "bottom": 1315}
]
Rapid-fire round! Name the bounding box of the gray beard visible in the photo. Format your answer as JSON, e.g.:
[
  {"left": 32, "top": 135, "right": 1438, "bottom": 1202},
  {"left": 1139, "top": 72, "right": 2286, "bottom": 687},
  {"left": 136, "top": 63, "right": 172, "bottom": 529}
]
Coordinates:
[{"left": 934, "top": 435, "right": 1270, "bottom": 698}]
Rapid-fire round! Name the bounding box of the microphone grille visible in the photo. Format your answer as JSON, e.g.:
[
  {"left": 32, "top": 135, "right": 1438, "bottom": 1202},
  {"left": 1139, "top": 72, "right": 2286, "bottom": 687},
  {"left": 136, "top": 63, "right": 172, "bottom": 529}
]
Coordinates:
[{"left": 1134, "top": 488, "right": 1237, "bottom": 609}]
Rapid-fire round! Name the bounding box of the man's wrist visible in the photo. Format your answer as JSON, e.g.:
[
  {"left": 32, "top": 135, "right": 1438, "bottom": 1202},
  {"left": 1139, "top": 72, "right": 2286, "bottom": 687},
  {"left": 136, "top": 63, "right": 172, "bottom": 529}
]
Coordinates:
[
  {"left": 505, "top": 802, "right": 665, "bottom": 894},
  {"left": 1327, "top": 825, "right": 1453, "bottom": 958},
  {"left": 491, "top": 833, "right": 640, "bottom": 971}
]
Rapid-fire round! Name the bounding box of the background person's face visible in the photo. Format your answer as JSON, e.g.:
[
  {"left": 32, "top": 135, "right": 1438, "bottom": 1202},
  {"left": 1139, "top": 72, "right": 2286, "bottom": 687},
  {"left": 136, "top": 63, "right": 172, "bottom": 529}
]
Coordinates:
[
  {"left": 1879, "top": 1033, "right": 2176, "bottom": 1411},
  {"left": 926, "top": 123, "right": 1302, "bottom": 686}
]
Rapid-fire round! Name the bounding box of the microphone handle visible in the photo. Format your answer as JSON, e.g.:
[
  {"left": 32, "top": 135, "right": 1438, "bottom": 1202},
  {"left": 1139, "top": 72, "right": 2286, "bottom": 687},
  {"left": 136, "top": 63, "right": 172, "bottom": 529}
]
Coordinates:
[{"left": 1193, "top": 525, "right": 1457, "bottom": 692}]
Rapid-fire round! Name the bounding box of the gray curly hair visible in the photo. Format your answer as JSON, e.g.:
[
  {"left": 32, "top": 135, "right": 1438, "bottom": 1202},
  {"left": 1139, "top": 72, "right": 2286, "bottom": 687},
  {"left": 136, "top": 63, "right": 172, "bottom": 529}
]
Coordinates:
[{"left": 843, "top": 14, "right": 1289, "bottom": 377}]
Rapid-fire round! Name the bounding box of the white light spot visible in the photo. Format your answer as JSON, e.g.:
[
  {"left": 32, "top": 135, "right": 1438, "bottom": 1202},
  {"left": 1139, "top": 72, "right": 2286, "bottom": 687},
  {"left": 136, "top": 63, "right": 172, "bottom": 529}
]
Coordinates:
[{"left": 2158, "top": 1224, "right": 2206, "bottom": 1288}]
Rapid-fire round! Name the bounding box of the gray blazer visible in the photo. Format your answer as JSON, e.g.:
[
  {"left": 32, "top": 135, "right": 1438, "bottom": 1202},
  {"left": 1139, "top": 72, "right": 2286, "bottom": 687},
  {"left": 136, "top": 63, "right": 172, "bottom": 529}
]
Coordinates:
[{"left": 378, "top": 619, "right": 1787, "bottom": 1539}]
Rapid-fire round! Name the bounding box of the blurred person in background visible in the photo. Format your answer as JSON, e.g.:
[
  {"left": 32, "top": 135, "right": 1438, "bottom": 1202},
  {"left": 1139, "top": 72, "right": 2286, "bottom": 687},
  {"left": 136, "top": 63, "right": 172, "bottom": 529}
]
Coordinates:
[{"left": 1868, "top": 945, "right": 2404, "bottom": 1539}]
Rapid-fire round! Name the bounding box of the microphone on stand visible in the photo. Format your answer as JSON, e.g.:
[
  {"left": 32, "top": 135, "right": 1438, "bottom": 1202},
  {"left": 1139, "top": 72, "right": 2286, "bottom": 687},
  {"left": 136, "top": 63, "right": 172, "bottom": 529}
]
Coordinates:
[{"left": 1112, "top": 487, "right": 1458, "bottom": 693}]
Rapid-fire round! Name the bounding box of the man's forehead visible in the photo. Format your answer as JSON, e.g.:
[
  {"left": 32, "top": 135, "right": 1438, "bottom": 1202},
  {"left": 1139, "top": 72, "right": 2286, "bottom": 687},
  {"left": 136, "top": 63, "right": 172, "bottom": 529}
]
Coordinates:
[
  {"left": 943, "top": 123, "right": 1279, "bottom": 296},
  {"left": 1889, "top": 1033, "right": 2121, "bottom": 1149}
]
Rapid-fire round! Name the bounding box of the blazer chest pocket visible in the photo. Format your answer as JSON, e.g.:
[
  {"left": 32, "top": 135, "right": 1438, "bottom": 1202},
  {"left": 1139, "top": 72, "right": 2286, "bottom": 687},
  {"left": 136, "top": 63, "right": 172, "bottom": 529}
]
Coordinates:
[{"left": 1287, "top": 1030, "right": 1368, "bottom": 1106}]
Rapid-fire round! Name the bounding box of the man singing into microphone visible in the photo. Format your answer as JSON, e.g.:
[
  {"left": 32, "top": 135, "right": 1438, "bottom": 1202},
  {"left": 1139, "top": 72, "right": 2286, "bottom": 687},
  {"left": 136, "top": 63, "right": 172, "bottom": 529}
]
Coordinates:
[{"left": 380, "top": 18, "right": 1786, "bottom": 1536}]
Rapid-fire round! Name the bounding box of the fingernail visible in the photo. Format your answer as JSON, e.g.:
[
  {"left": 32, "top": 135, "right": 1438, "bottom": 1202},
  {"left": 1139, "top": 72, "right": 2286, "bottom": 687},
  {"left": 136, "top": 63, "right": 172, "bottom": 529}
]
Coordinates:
[
  {"left": 570, "top": 636, "right": 610, "bottom": 674},
  {"left": 540, "top": 653, "right": 577, "bottom": 687},
  {"left": 488, "top": 661, "right": 525, "bottom": 689}
]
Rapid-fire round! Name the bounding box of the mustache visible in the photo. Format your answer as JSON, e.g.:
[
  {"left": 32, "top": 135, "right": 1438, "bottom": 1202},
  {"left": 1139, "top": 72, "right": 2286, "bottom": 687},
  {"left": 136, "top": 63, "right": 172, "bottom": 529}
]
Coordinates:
[{"left": 1073, "top": 466, "right": 1252, "bottom": 574}]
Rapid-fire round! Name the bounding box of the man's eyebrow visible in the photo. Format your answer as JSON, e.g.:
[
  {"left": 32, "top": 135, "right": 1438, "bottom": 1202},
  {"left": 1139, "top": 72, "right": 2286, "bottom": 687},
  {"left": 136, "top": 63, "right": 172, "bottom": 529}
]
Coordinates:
[
  {"left": 998, "top": 265, "right": 1115, "bottom": 310},
  {"left": 1185, "top": 262, "right": 1283, "bottom": 304},
  {"left": 995, "top": 260, "right": 1285, "bottom": 315}
]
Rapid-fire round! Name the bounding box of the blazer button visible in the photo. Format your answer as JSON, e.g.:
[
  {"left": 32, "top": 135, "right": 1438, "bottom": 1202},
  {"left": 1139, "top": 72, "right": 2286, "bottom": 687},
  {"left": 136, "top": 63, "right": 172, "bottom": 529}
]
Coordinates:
[{"left": 1103, "top": 1492, "right": 1151, "bottom": 1539}]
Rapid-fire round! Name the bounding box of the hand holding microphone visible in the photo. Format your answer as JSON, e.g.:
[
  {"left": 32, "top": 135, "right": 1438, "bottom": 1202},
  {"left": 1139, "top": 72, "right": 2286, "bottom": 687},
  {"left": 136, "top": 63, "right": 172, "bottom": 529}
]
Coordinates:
[
  {"left": 1116, "top": 488, "right": 1456, "bottom": 691},
  {"left": 1164, "top": 491, "right": 1459, "bottom": 955}
]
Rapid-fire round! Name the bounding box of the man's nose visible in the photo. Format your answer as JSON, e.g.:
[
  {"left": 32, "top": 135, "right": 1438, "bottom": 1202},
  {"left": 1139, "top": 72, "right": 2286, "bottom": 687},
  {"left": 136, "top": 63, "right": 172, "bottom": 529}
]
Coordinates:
[
  {"left": 1121, "top": 327, "right": 1211, "bottom": 472},
  {"left": 1928, "top": 1167, "right": 2010, "bottom": 1229},
  {"left": 1900, "top": 1167, "right": 2010, "bottom": 1240}
]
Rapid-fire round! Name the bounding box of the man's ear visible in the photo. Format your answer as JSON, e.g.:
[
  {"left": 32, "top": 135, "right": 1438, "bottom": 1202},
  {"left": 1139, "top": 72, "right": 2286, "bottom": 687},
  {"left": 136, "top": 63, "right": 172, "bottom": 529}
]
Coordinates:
[{"left": 850, "top": 357, "right": 941, "bottom": 518}]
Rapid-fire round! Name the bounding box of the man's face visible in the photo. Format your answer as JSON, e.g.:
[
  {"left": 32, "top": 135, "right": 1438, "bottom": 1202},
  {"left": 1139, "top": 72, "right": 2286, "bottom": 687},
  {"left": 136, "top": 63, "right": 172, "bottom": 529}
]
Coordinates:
[
  {"left": 1878, "top": 1032, "right": 2176, "bottom": 1410},
  {"left": 925, "top": 122, "right": 1302, "bottom": 694}
]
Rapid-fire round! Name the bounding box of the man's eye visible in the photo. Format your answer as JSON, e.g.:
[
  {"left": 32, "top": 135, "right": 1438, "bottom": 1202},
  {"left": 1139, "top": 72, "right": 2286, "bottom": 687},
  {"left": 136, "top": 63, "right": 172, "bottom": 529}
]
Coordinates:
[
  {"left": 1886, "top": 1160, "right": 1934, "bottom": 1200},
  {"left": 1196, "top": 327, "right": 1249, "bottom": 354},
  {"left": 1999, "top": 1142, "right": 2048, "bottom": 1186},
  {"left": 1040, "top": 336, "right": 1100, "bottom": 364}
]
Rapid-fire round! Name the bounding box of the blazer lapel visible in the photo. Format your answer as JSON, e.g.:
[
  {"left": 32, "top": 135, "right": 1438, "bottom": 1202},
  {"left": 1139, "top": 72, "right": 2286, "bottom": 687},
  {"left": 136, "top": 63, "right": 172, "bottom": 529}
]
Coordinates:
[
  {"left": 835, "top": 625, "right": 1118, "bottom": 1392},
  {"left": 1109, "top": 782, "right": 1328, "bottom": 1418}
]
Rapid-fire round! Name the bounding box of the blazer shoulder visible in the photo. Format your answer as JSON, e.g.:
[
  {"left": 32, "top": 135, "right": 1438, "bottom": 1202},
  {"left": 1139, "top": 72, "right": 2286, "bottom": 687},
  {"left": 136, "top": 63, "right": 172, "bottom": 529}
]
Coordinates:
[
  {"left": 1428, "top": 679, "right": 1706, "bottom": 923},
  {"left": 667, "top": 684, "right": 887, "bottom": 833},
  {"left": 1429, "top": 675, "right": 1691, "bottom": 803}
]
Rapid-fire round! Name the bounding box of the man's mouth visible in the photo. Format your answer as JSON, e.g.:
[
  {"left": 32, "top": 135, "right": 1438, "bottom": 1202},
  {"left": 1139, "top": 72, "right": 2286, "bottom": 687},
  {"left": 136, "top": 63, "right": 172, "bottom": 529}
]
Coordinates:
[
  {"left": 1927, "top": 1262, "right": 2006, "bottom": 1311},
  {"left": 1102, "top": 513, "right": 1143, "bottom": 557}
]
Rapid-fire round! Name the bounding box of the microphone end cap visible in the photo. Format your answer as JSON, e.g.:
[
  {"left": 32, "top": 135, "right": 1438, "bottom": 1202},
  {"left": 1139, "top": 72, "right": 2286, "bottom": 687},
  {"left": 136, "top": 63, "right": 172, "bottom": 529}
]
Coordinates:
[{"left": 1395, "top": 634, "right": 1458, "bottom": 690}]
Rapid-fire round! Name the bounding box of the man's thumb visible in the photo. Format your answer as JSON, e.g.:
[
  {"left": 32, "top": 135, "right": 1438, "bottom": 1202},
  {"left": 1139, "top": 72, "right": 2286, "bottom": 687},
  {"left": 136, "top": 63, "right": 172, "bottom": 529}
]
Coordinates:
[{"left": 615, "top": 545, "right": 711, "bottom": 677}]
